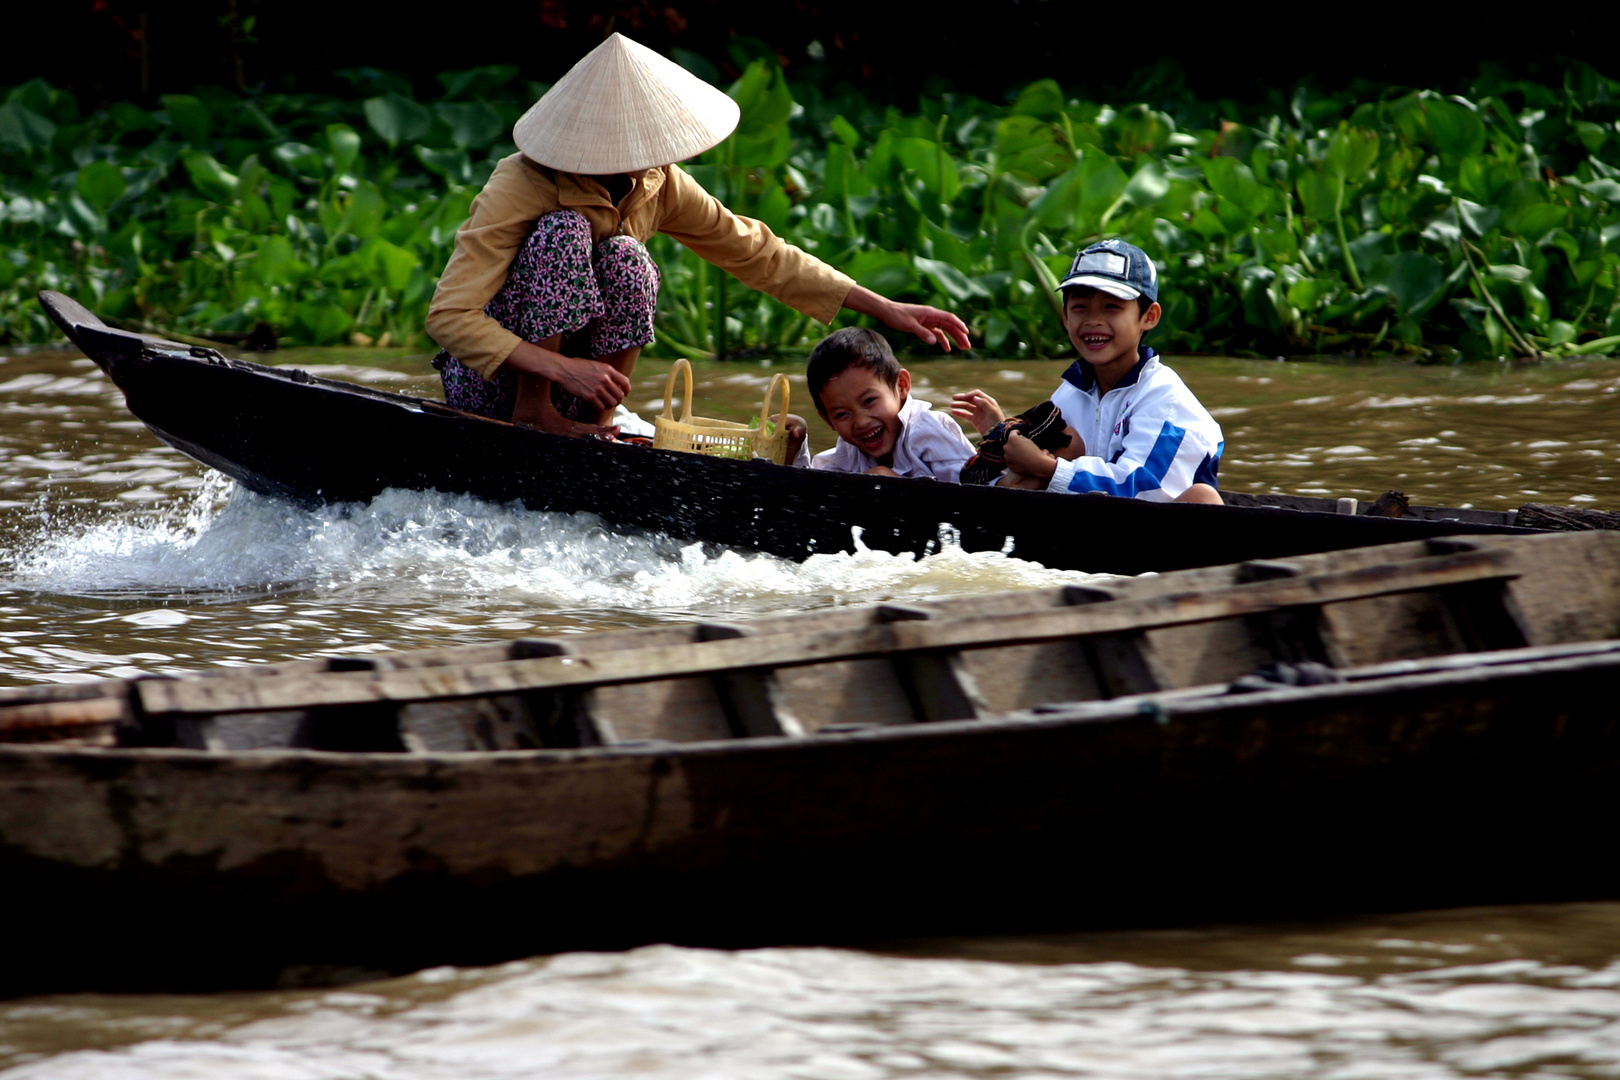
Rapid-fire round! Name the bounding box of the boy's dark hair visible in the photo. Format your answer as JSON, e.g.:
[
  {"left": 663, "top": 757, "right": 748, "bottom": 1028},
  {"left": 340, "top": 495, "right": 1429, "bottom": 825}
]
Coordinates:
[
  {"left": 806, "top": 327, "right": 902, "bottom": 417},
  {"left": 1062, "top": 285, "right": 1156, "bottom": 318}
]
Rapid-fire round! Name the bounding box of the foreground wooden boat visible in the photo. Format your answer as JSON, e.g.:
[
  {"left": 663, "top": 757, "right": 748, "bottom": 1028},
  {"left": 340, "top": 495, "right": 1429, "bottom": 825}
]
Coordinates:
[
  {"left": 4, "top": 529, "right": 1620, "bottom": 993},
  {"left": 38, "top": 290, "right": 1584, "bottom": 578}
]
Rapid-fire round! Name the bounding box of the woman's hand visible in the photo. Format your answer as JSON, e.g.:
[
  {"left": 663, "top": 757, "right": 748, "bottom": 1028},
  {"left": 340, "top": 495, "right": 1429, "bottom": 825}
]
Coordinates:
[
  {"left": 1002, "top": 431, "right": 1057, "bottom": 482},
  {"left": 949, "top": 389, "right": 1005, "bottom": 434},
  {"left": 842, "top": 286, "right": 972, "bottom": 352},
  {"left": 506, "top": 340, "right": 631, "bottom": 409}
]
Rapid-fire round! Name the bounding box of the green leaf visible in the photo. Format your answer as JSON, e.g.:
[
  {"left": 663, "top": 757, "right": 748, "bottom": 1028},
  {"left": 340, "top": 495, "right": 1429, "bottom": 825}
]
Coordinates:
[
  {"left": 180, "top": 150, "right": 239, "bottom": 202},
  {"left": 55, "top": 192, "right": 104, "bottom": 238},
  {"left": 845, "top": 250, "right": 915, "bottom": 295},
  {"left": 272, "top": 142, "right": 326, "bottom": 179},
  {"left": 1009, "top": 79, "right": 1066, "bottom": 120},
  {"left": 253, "top": 235, "right": 302, "bottom": 285},
  {"left": 1509, "top": 202, "right": 1566, "bottom": 241},
  {"left": 894, "top": 137, "right": 960, "bottom": 201},
  {"left": 0, "top": 101, "right": 55, "bottom": 152},
  {"left": 1077, "top": 153, "right": 1128, "bottom": 217},
  {"left": 415, "top": 145, "right": 473, "bottom": 185},
  {"left": 914, "top": 257, "right": 989, "bottom": 302},
  {"left": 107, "top": 102, "right": 158, "bottom": 133},
  {"left": 160, "top": 94, "right": 212, "bottom": 145},
  {"left": 1202, "top": 156, "right": 1269, "bottom": 214},
  {"left": 1295, "top": 170, "right": 1343, "bottom": 220},
  {"left": 1325, "top": 125, "right": 1380, "bottom": 180},
  {"left": 1026, "top": 165, "right": 1081, "bottom": 231},
  {"left": 437, "top": 64, "right": 520, "bottom": 100},
  {"left": 76, "top": 161, "right": 126, "bottom": 212},
  {"left": 326, "top": 124, "right": 362, "bottom": 176},
  {"left": 729, "top": 59, "right": 794, "bottom": 137},
  {"left": 335, "top": 180, "right": 388, "bottom": 239},
  {"left": 360, "top": 237, "right": 420, "bottom": 290},
  {"left": 1425, "top": 98, "right": 1485, "bottom": 159},
  {"left": 293, "top": 301, "right": 354, "bottom": 343},
  {"left": 364, "top": 93, "right": 432, "bottom": 148},
  {"left": 435, "top": 101, "right": 504, "bottom": 150},
  {"left": 830, "top": 115, "right": 861, "bottom": 148},
  {"left": 751, "top": 184, "right": 791, "bottom": 236},
  {"left": 1580, "top": 178, "right": 1620, "bottom": 204},
  {"left": 1457, "top": 199, "right": 1501, "bottom": 238},
  {"left": 1121, "top": 160, "right": 1170, "bottom": 209},
  {"left": 1366, "top": 251, "right": 1447, "bottom": 315}
]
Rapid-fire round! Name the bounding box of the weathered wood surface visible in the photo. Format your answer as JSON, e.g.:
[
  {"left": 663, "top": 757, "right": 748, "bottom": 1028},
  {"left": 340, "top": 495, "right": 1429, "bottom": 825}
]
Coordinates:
[
  {"left": 1, "top": 531, "right": 1619, "bottom": 991},
  {"left": 3, "top": 633, "right": 1619, "bottom": 993},
  {"left": 40, "top": 290, "right": 1558, "bottom": 579},
  {"left": 127, "top": 544, "right": 1522, "bottom": 717},
  {"left": 5, "top": 530, "right": 1620, "bottom": 755},
  {"left": 1517, "top": 502, "right": 1620, "bottom": 531}
]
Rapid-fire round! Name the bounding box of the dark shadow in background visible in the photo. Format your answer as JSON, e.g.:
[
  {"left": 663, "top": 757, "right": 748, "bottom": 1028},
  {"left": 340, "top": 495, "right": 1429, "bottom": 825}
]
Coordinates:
[{"left": 12, "top": 1, "right": 1619, "bottom": 107}]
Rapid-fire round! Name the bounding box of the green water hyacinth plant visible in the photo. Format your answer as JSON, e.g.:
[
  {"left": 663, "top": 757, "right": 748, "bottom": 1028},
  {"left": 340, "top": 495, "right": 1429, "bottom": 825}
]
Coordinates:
[{"left": 3, "top": 57, "right": 1620, "bottom": 359}]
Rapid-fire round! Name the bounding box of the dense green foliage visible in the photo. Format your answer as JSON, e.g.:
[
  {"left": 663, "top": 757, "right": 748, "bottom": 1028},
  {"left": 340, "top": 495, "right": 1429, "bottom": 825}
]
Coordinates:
[{"left": 4, "top": 59, "right": 1620, "bottom": 359}]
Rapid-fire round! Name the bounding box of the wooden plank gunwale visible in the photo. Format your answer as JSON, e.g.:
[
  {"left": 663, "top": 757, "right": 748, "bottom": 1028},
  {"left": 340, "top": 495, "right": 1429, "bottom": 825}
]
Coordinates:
[{"left": 129, "top": 545, "right": 1520, "bottom": 717}]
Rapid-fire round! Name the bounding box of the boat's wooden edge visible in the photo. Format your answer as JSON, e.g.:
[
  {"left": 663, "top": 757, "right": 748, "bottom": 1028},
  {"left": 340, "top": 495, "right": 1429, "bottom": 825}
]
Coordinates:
[
  {"left": 1222, "top": 490, "right": 1534, "bottom": 528},
  {"left": 4, "top": 529, "right": 1618, "bottom": 754},
  {"left": 5, "top": 636, "right": 1620, "bottom": 768}
]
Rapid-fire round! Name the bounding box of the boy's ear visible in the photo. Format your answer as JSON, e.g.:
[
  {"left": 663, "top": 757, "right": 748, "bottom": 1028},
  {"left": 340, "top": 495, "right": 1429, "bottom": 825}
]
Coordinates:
[
  {"left": 1141, "top": 302, "right": 1162, "bottom": 330},
  {"left": 895, "top": 368, "right": 912, "bottom": 398}
]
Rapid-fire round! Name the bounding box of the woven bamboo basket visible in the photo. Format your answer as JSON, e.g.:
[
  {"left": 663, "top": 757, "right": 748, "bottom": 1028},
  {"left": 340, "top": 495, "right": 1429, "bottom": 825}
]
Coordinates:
[{"left": 653, "top": 359, "right": 792, "bottom": 464}]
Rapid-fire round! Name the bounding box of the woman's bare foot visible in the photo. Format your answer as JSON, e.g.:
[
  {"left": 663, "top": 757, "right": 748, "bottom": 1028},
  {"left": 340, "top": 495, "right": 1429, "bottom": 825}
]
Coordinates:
[{"left": 513, "top": 372, "right": 618, "bottom": 437}]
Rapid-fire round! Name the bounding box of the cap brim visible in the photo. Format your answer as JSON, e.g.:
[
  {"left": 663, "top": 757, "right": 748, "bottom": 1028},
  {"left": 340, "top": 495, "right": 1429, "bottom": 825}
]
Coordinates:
[{"left": 1056, "top": 273, "right": 1142, "bottom": 300}]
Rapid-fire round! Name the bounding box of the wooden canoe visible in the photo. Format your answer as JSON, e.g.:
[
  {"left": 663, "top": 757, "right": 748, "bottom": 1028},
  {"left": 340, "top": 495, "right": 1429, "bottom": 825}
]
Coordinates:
[
  {"left": 4, "top": 529, "right": 1620, "bottom": 993},
  {"left": 37, "top": 290, "right": 1588, "bottom": 578}
]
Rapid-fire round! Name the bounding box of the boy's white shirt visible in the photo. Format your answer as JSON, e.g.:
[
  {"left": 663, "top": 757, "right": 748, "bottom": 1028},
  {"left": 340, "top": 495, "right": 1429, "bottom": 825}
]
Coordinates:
[
  {"left": 810, "top": 394, "right": 975, "bottom": 481},
  {"left": 1046, "top": 348, "right": 1223, "bottom": 502}
]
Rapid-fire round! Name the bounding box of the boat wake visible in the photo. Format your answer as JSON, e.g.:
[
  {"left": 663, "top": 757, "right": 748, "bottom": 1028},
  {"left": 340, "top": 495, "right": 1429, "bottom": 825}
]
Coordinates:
[{"left": 2, "top": 478, "right": 1099, "bottom": 618}]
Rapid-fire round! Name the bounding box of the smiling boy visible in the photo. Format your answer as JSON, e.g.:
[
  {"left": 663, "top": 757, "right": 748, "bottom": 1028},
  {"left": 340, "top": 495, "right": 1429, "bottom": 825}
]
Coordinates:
[
  {"left": 952, "top": 239, "right": 1223, "bottom": 503},
  {"left": 807, "top": 327, "right": 975, "bottom": 480}
]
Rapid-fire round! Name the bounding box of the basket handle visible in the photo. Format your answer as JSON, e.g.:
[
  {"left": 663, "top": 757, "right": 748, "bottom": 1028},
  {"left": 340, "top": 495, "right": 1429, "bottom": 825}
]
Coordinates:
[
  {"left": 662, "top": 358, "right": 695, "bottom": 423},
  {"left": 758, "top": 372, "right": 791, "bottom": 431}
]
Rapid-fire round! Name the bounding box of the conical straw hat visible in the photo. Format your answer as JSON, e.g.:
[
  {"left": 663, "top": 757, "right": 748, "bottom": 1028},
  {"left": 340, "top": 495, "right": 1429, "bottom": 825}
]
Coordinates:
[{"left": 513, "top": 33, "right": 741, "bottom": 174}]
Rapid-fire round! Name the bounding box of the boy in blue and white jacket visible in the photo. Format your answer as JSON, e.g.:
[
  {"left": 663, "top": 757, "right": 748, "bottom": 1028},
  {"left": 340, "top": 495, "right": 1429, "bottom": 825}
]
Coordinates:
[{"left": 952, "top": 239, "right": 1223, "bottom": 503}]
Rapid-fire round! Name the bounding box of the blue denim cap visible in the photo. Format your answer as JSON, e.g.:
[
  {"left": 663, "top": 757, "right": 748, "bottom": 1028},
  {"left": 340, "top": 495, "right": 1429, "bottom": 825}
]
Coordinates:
[{"left": 1058, "top": 239, "right": 1158, "bottom": 303}]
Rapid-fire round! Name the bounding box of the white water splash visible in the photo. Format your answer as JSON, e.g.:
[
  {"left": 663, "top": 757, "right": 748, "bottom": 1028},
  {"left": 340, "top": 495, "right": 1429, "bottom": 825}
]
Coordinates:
[{"left": 4, "top": 480, "right": 1098, "bottom": 616}]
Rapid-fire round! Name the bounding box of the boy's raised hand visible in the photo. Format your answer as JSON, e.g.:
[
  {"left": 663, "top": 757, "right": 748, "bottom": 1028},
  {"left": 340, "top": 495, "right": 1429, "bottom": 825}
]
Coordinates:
[{"left": 949, "top": 389, "right": 1005, "bottom": 434}]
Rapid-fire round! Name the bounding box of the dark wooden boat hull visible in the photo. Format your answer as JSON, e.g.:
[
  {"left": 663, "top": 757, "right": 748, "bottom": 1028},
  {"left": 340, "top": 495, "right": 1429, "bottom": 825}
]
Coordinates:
[
  {"left": 39, "top": 291, "right": 1536, "bottom": 576},
  {"left": 4, "top": 530, "right": 1620, "bottom": 993},
  {"left": 3, "top": 644, "right": 1618, "bottom": 993}
]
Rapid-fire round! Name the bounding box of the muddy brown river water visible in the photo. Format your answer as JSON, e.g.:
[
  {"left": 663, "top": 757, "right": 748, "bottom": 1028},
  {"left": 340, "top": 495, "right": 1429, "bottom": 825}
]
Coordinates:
[{"left": 3, "top": 345, "right": 1620, "bottom": 1077}]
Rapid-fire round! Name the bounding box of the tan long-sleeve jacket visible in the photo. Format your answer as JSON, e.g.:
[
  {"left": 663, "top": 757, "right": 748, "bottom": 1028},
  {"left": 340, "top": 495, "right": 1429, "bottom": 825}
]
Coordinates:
[{"left": 426, "top": 154, "right": 856, "bottom": 379}]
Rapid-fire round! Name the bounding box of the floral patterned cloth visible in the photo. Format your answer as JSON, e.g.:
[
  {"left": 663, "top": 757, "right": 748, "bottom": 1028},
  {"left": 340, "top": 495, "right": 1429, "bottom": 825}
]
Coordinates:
[{"left": 433, "top": 210, "right": 659, "bottom": 421}]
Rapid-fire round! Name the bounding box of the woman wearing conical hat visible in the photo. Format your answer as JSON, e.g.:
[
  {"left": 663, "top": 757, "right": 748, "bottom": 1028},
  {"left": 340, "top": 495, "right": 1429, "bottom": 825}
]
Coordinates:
[{"left": 426, "top": 33, "right": 970, "bottom": 439}]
